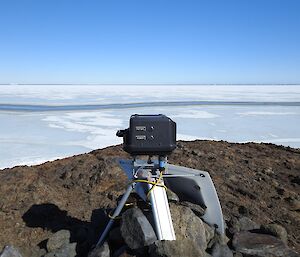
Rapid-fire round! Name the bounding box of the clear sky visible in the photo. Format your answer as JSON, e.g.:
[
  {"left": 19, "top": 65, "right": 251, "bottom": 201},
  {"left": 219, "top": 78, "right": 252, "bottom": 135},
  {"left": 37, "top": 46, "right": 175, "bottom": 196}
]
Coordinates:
[{"left": 0, "top": 0, "right": 299, "bottom": 84}]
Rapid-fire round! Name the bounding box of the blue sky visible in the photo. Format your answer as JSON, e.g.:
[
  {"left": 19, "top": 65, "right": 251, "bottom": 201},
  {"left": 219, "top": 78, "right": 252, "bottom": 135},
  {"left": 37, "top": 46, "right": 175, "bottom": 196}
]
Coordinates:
[{"left": 0, "top": 0, "right": 299, "bottom": 84}]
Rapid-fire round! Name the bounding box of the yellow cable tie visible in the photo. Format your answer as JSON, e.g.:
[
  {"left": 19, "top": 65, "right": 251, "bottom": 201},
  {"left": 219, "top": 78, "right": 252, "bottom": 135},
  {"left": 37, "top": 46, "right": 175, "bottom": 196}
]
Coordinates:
[
  {"left": 125, "top": 203, "right": 135, "bottom": 207},
  {"left": 108, "top": 211, "right": 121, "bottom": 220},
  {"left": 147, "top": 171, "right": 163, "bottom": 198},
  {"left": 131, "top": 179, "right": 167, "bottom": 190}
]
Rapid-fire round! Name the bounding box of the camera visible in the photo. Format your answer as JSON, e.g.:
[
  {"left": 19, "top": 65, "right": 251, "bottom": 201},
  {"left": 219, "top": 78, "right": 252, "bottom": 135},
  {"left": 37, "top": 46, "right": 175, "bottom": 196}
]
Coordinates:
[{"left": 116, "top": 114, "right": 176, "bottom": 156}]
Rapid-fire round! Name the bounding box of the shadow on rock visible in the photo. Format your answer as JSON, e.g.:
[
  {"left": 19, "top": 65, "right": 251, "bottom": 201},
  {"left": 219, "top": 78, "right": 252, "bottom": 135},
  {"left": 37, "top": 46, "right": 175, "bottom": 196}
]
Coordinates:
[{"left": 22, "top": 203, "right": 109, "bottom": 257}]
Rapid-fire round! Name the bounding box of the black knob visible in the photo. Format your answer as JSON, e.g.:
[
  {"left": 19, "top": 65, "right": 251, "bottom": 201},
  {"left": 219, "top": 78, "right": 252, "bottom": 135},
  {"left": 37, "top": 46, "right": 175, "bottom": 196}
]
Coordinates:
[{"left": 116, "top": 129, "right": 126, "bottom": 137}]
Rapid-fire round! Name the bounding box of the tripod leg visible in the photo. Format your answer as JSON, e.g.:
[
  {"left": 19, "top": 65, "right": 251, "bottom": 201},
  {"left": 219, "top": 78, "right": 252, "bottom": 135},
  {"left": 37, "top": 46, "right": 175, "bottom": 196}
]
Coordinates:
[{"left": 96, "top": 184, "right": 135, "bottom": 247}]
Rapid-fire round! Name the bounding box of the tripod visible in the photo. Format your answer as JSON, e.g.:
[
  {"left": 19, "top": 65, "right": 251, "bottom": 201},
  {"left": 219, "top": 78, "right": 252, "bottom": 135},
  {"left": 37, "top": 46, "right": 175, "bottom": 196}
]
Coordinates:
[
  {"left": 96, "top": 155, "right": 176, "bottom": 247},
  {"left": 96, "top": 155, "right": 225, "bottom": 247}
]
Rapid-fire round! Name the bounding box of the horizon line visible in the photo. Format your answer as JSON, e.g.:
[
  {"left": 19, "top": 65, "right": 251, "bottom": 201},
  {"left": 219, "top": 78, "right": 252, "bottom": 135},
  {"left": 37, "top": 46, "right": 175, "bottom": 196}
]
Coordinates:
[
  {"left": 1, "top": 100, "right": 300, "bottom": 112},
  {"left": 1, "top": 83, "right": 300, "bottom": 86}
]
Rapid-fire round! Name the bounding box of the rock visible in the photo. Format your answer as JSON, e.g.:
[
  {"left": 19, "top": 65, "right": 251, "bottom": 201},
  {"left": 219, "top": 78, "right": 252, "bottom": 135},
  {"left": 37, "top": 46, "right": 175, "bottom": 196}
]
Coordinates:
[
  {"left": 289, "top": 199, "right": 300, "bottom": 211},
  {"left": 276, "top": 187, "right": 285, "bottom": 196},
  {"left": 148, "top": 239, "right": 207, "bottom": 257},
  {"left": 18, "top": 246, "right": 46, "bottom": 257},
  {"left": 88, "top": 242, "right": 110, "bottom": 257},
  {"left": 229, "top": 217, "right": 259, "bottom": 234},
  {"left": 238, "top": 217, "right": 260, "bottom": 231},
  {"left": 120, "top": 208, "right": 157, "bottom": 249},
  {"left": 169, "top": 203, "right": 207, "bottom": 249},
  {"left": 232, "top": 253, "right": 243, "bottom": 257},
  {"left": 166, "top": 189, "right": 179, "bottom": 202},
  {"left": 219, "top": 234, "right": 230, "bottom": 245},
  {"left": 209, "top": 229, "right": 230, "bottom": 245},
  {"left": 192, "top": 149, "right": 202, "bottom": 156},
  {"left": 0, "top": 246, "right": 23, "bottom": 257},
  {"left": 179, "top": 201, "right": 206, "bottom": 216},
  {"left": 232, "top": 231, "right": 299, "bottom": 257},
  {"left": 238, "top": 206, "right": 248, "bottom": 215},
  {"left": 261, "top": 224, "right": 288, "bottom": 244},
  {"left": 211, "top": 243, "right": 233, "bottom": 257},
  {"left": 44, "top": 243, "right": 76, "bottom": 257},
  {"left": 47, "top": 230, "right": 71, "bottom": 252},
  {"left": 203, "top": 222, "right": 215, "bottom": 246},
  {"left": 38, "top": 248, "right": 48, "bottom": 257}
]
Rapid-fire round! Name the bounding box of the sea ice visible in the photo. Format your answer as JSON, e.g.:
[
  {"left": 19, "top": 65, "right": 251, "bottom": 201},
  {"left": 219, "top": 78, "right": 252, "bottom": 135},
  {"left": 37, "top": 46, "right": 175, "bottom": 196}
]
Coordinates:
[{"left": 0, "top": 85, "right": 299, "bottom": 169}]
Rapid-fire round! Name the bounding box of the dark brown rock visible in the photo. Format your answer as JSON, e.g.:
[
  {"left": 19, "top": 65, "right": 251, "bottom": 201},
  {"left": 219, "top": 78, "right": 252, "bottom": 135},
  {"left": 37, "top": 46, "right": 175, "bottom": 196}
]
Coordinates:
[
  {"left": 261, "top": 224, "right": 288, "bottom": 244},
  {"left": 179, "top": 201, "right": 206, "bottom": 216},
  {"left": 211, "top": 243, "right": 233, "bottom": 257},
  {"left": 120, "top": 208, "right": 157, "bottom": 249},
  {"left": 47, "top": 230, "right": 71, "bottom": 252},
  {"left": 169, "top": 203, "right": 207, "bottom": 249},
  {"left": 44, "top": 243, "right": 77, "bottom": 257},
  {"left": 148, "top": 240, "right": 207, "bottom": 257},
  {"left": 203, "top": 222, "right": 215, "bottom": 246},
  {"left": 166, "top": 189, "right": 179, "bottom": 203},
  {"left": 232, "top": 231, "right": 299, "bottom": 257},
  {"left": 229, "top": 217, "right": 260, "bottom": 233}
]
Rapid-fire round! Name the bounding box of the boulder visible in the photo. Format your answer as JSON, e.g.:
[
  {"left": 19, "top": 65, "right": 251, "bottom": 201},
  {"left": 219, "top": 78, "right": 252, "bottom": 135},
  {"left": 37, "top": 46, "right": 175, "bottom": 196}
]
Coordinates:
[
  {"left": 44, "top": 243, "right": 76, "bottom": 257},
  {"left": 288, "top": 199, "right": 300, "bottom": 211},
  {"left": 260, "top": 224, "right": 288, "bottom": 244},
  {"left": 148, "top": 240, "right": 207, "bottom": 257},
  {"left": 232, "top": 253, "right": 243, "bottom": 257},
  {"left": 47, "top": 230, "right": 71, "bottom": 252},
  {"left": 232, "top": 231, "right": 299, "bottom": 257},
  {"left": 238, "top": 217, "right": 260, "bottom": 231},
  {"left": 169, "top": 203, "right": 207, "bottom": 249},
  {"left": 203, "top": 222, "right": 215, "bottom": 246},
  {"left": 120, "top": 208, "right": 157, "bottom": 249},
  {"left": 179, "top": 201, "right": 206, "bottom": 216},
  {"left": 88, "top": 242, "right": 110, "bottom": 257},
  {"left": 166, "top": 189, "right": 179, "bottom": 203},
  {"left": 229, "top": 217, "right": 260, "bottom": 234},
  {"left": 0, "top": 246, "right": 23, "bottom": 257},
  {"left": 18, "top": 246, "right": 46, "bottom": 257},
  {"left": 211, "top": 243, "right": 233, "bottom": 257}
]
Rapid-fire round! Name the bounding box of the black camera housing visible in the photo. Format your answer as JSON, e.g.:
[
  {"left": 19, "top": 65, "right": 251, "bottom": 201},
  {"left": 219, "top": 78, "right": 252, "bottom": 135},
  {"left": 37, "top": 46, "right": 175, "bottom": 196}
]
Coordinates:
[{"left": 117, "top": 114, "right": 176, "bottom": 156}]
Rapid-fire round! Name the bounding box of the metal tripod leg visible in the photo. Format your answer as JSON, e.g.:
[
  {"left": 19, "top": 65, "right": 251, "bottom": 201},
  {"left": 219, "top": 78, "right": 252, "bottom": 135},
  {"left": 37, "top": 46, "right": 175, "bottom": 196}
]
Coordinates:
[{"left": 96, "top": 183, "right": 135, "bottom": 246}]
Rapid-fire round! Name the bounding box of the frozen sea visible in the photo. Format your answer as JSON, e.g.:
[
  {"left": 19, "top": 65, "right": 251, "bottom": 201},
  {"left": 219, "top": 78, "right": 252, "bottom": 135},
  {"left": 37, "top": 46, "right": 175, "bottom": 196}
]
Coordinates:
[{"left": 0, "top": 85, "right": 300, "bottom": 169}]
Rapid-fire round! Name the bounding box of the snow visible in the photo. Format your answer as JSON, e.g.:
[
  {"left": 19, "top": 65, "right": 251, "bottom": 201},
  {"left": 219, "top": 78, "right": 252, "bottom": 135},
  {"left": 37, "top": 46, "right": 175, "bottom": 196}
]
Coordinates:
[
  {"left": 1, "top": 85, "right": 300, "bottom": 104},
  {"left": 0, "top": 85, "right": 299, "bottom": 169}
]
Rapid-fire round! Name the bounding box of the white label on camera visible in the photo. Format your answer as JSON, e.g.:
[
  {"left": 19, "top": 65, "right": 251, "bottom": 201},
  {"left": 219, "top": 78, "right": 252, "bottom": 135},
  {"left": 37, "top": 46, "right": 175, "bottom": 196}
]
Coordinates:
[
  {"left": 136, "top": 126, "right": 146, "bottom": 131},
  {"left": 136, "top": 135, "right": 146, "bottom": 140}
]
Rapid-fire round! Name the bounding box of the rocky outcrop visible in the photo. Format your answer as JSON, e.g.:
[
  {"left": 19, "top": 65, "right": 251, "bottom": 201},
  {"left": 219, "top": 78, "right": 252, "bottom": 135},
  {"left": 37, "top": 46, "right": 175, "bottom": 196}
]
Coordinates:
[{"left": 0, "top": 140, "right": 299, "bottom": 256}]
